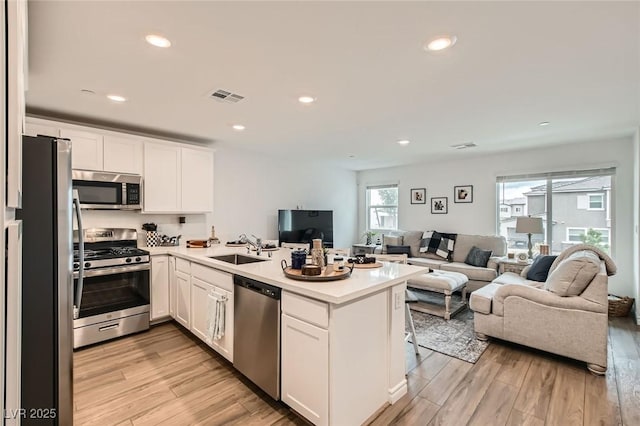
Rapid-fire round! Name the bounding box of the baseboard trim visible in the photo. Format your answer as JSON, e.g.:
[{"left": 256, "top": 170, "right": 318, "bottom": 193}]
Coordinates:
[{"left": 388, "top": 379, "right": 407, "bottom": 404}]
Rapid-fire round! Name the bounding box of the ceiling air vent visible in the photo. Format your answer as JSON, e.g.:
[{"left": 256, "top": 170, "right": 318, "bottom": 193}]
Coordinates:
[
  {"left": 450, "top": 142, "right": 477, "bottom": 150},
  {"left": 208, "top": 89, "right": 245, "bottom": 103}
]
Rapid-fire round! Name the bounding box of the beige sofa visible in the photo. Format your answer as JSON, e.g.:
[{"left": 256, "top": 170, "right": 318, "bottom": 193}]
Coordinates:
[
  {"left": 379, "top": 230, "right": 507, "bottom": 292},
  {"left": 469, "top": 244, "right": 616, "bottom": 374}
]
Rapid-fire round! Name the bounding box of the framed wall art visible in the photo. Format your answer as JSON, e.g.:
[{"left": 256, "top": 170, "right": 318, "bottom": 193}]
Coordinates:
[
  {"left": 410, "top": 188, "right": 426, "bottom": 204},
  {"left": 454, "top": 185, "right": 473, "bottom": 203},
  {"left": 431, "top": 197, "right": 448, "bottom": 214}
]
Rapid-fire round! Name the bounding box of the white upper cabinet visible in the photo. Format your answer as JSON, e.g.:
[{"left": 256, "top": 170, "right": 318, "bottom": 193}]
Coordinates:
[
  {"left": 181, "top": 147, "right": 214, "bottom": 212},
  {"left": 144, "top": 143, "right": 214, "bottom": 213},
  {"left": 28, "top": 119, "right": 143, "bottom": 174},
  {"left": 143, "top": 143, "right": 181, "bottom": 212},
  {"left": 60, "top": 129, "right": 104, "bottom": 171},
  {"left": 103, "top": 135, "right": 143, "bottom": 174},
  {"left": 24, "top": 122, "right": 59, "bottom": 138}
]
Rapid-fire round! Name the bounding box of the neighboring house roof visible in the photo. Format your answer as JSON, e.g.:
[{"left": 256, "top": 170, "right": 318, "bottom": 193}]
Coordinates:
[
  {"left": 525, "top": 176, "right": 611, "bottom": 195},
  {"left": 499, "top": 214, "right": 547, "bottom": 225},
  {"left": 502, "top": 197, "right": 526, "bottom": 206}
]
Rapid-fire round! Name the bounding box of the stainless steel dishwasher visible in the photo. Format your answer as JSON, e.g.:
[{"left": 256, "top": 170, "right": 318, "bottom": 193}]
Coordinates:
[{"left": 233, "top": 275, "right": 281, "bottom": 400}]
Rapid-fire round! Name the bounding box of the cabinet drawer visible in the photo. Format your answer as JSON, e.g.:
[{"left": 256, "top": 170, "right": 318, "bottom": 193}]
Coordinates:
[
  {"left": 176, "top": 258, "right": 191, "bottom": 274},
  {"left": 282, "top": 291, "right": 328, "bottom": 329},
  {"left": 191, "top": 262, "right": 232, "bottom": 291}
]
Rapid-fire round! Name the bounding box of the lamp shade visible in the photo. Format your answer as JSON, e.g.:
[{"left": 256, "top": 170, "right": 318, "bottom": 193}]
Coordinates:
[{"left": 516, "top": 216, "right": 543, "bottom": 234}]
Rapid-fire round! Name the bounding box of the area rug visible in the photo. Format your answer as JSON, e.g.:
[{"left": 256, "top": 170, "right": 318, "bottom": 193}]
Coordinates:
[{"left": 409, "top": 295, "right": 489, "bottom": 363}]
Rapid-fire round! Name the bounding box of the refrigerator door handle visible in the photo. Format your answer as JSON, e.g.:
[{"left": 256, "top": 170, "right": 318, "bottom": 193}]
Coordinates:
[{"left": 73, "top": 190, "right": 84, "bottom": 319}]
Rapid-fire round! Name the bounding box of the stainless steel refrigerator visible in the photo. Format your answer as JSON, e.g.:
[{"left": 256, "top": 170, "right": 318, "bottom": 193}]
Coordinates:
[{"left": 16, "top": 135, "right": 74, "bottom": 425}]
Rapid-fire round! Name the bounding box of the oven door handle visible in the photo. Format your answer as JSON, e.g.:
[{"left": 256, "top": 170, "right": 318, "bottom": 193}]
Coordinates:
[
  {"left": 73, "top": 190, "right": 84, "bottom": 319},
  {"left": 74, "top": 263, "right": 151, "bottom": 279}
]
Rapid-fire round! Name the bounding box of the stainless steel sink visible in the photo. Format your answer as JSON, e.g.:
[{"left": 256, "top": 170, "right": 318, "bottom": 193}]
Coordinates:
[{"left": 209, "top": 254, "right": 267, "bottom": 265}]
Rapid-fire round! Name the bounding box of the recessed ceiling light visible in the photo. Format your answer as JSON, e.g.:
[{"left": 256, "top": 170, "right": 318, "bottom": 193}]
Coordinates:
[
  {"left": 107, "top": 94, "right": 127, "bottom": 102},
  {"left": 232, "top": 124, "right": 246, "bottom": 131},
  {"left": 145, "top": 34, "right": 172, "bottom": 48},
  {"left": 397, "top": 140, "right": 410, "bottom": 146},
  {"left": 539, "top": 121, "right": 550, "bottom": 126},
  {"left": 298, "top": 96, "right": 316, "bottom": 104},
  {"left": 424, "top": 35, "right": 457, "bottom": 51}
]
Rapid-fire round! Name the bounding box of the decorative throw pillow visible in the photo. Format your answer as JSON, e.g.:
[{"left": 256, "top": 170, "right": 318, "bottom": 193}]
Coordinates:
[
  {"left": 419, "top": 231, "right": 455, "bottom": 260},
  {"left": 438, "top": 232, "right": 457, "bottom": 261},
  {"left": 386, "top": 245, "right": 411, "bottom": 255},
  {"left": 545, "top": 250, "right": 600, "bottom": 296},
  {"left": 526, "top": 255, "right": 558, "bottom": 282},
  {"left": 381, "top": 235, "right": 403, "bottom": 254},
  {"left": 464, "top": 246, "right": 492, "bottom": 268}
]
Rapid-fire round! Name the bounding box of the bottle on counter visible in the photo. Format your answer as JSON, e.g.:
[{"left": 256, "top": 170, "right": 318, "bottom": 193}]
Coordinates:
[{"left": 311, "top": 238, "right": 325, "bottom": 268}]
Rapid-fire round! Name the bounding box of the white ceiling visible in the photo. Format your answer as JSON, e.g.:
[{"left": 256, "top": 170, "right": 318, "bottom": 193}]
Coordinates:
[{"left": 26, "top": 1, "right": 640, "bottom": 170}]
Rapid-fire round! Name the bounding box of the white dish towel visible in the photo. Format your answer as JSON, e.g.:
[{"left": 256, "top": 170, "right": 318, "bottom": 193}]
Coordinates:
[{"left": 206, "top": 290, "right": 227, "bottom": 343}]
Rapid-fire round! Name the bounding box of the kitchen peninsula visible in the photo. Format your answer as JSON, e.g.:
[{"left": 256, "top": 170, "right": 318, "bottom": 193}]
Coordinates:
[{"left": 147, "top": 245, "right": 428, "bottom": 426}]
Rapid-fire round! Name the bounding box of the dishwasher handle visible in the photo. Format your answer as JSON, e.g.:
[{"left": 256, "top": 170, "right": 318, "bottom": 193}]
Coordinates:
[{"left": 233, "top": 275, "right": 281, "bottom": 300}]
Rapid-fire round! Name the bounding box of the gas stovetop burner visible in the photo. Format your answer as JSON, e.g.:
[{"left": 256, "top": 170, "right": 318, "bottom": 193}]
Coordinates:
[
  {"left": 73, "top": 247, "right": 149, "bottom": 261},
  {"left": 110, "top": 247, "right": 147, "bottom": 256},
  {"left": 73, "top": 247, "right": 149, "bottom": 271},
  {"left": 73, "top": 228, "right": 151, "bottom": 271}
]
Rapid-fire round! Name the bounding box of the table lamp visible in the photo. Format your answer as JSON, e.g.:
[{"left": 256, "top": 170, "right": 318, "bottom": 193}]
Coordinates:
[{"left": 515, "top": 216, "right": 544, "bottom": 259}]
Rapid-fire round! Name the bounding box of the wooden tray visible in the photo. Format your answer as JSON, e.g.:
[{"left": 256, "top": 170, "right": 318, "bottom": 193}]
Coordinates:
[
  {"left": 281, "top": 261, "right": 353, "bottom": 282},
  {"left": 347, "top": 262, "right": 383, "bottom": 269}
]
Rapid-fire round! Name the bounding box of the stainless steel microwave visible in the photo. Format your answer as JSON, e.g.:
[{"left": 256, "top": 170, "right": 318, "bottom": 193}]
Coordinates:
[{"left": 72, "top": 170, "right": 142, "bottom": 210}]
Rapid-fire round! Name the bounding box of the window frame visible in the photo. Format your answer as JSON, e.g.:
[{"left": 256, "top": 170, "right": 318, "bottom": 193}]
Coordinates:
[
  {"left": 565, "top": 227, "right": 610, "bottom": 244},
  {"left": 496, "top": 167, "right": 615, "bottom": 255},
  {"left": 587, "top": 193, "right": 605, "bottom": 211},
  {"left": 366, "top": 184, "right": 399, "bottom": 232}
]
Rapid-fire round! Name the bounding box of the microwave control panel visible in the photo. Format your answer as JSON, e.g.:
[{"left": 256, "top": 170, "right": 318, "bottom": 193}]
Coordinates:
[{"left": 125, "top": 183, "right": 141, "bottom": 205}]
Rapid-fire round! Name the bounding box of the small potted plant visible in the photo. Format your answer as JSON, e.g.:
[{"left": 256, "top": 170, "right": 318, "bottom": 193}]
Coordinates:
[{"left": 362, "top": 230, "right": 378, "bottom": 245}]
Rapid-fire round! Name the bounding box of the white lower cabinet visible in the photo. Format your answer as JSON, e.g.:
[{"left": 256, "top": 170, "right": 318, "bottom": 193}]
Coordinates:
[
  {"left": 281, "top": 289, "right": 392, "bottom": 426},
  {"left": 190, "top": 277, "right": 234, "bottom": 361},
  {"left": 150, "top": 256, "right": 170, "bottom": 320},
  {"left": 281, "top": 313, "right": 329, "bottom": 426},
  {"left": 190, "top": 264, "right": 234, "bottom": 362},
  {"left": 190, "top": 276, "right": 212, "bottom": 341},
  {"left": 168, "top": 257, "right": 176, "bottom": 318},
  {"left": 152, "top": 256, "right": 234, "bottom": 361},
  {"left": 174, "top": 270, "right": 191, "bottom": 328}
]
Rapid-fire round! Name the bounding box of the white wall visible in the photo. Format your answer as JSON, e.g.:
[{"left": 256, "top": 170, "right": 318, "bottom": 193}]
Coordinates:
[
  {"left": 633, "top": 127, "right": 640, "bottom": 324},
  {"left": 212, "top": 144, "right": 358, "bottom": 248},
  {"left": 357, "top": 136, "right": 635, "bottom": 297}
]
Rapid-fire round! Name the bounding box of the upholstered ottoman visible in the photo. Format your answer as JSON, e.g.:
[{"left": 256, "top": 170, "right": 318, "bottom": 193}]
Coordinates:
[{"left": 407, "top": 270, "right": 468, "bottom": 320}]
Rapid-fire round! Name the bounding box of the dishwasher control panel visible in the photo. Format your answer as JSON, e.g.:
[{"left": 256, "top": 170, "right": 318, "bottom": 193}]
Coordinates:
[{"left": 233, "top": 275, "right": 282, "bottom": 300}]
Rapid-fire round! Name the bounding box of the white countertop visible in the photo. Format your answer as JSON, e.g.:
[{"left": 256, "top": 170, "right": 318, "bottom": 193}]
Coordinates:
[{"left": 146, "top": 245, "right": 429, "bottom": 305}]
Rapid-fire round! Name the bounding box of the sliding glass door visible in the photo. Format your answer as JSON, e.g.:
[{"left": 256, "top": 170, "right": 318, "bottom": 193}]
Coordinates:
[{"left": 497, "top": 169, "right": 614, "bottom": 256}]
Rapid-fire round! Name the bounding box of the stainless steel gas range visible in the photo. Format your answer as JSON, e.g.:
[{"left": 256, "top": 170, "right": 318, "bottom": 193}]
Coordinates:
[{"left": 73, "top": 228, "right": 150, "bottom": 348}]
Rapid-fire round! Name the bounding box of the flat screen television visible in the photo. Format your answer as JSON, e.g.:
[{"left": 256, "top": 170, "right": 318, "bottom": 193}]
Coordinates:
[{"left": 278, "top": 210, "right": 334, "bottom": 248}]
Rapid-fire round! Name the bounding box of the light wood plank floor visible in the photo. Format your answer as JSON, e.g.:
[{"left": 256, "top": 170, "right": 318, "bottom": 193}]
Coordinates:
[{"left": 73, "top": 317, "right": 640, "bottom": 426}]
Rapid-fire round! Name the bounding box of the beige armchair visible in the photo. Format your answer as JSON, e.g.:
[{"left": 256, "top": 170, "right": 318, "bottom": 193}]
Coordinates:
[{"left": 469, "top": 245, "right": 616, "bottom": 375}]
